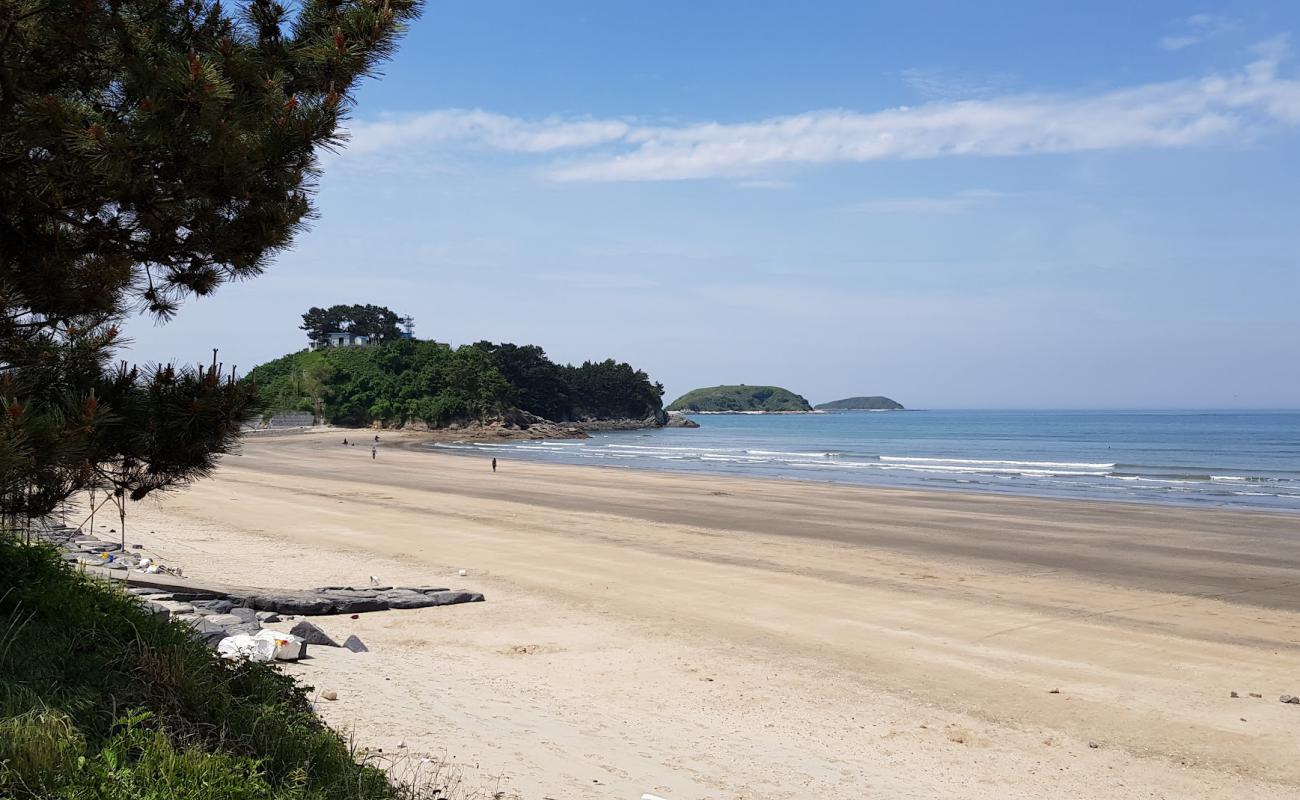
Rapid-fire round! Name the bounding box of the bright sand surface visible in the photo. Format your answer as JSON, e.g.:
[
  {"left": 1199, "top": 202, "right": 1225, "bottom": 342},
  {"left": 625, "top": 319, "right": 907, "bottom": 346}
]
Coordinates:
[{"left": 113, "top": 429, "right": 1300, "bottom": 799}]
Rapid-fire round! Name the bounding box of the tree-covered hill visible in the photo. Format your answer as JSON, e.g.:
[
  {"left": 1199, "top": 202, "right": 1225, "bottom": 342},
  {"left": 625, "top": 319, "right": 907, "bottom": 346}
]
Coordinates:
[
  {"left": 247, "top": 339, "right": 665, "bottom": 428},
  {"left": 666, "top": 385, "right": 812, "bottom": 413},
  {"left": 814, "top": 396, "right": 905, "bottom": 410}
]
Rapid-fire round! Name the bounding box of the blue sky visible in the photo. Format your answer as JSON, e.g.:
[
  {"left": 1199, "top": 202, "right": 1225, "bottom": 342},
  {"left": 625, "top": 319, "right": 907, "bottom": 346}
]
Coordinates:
[{"left": 127, "top": 1, "right": 1300, "bottom": 408}]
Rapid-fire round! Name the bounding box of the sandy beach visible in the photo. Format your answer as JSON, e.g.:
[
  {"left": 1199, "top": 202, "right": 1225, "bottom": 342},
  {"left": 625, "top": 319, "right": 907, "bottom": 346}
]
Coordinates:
[{"left": 109, "top": 428, "right": 1300, "bottom": 799}]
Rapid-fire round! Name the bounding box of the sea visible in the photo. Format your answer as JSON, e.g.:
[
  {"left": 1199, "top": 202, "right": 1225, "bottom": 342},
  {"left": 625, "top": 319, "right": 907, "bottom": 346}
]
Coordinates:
[{"left": 430, "top": 410, "right": 1300, "bottom": 512}]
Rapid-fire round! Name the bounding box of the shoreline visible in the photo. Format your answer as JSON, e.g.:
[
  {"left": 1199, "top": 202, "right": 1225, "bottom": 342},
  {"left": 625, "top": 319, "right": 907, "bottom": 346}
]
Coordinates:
[
  {"left": 421, "top": 434, "right": 1300, "bottom": 517},
  {"left": 112, "top": 428, "right": 1300, "bottom": 798}
]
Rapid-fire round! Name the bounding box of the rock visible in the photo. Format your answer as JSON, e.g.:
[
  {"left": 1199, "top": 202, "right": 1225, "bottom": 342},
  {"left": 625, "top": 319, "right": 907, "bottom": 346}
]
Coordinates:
[
  {"left": 156, "top": 601, "right": 195, "bottom": 615},
  {"left": 321, "top": 690, "right": 338, "bottom": 701},
  {"left": 229, "top": 607, "right": 259, "bottom": 623},
  {"left": 186, "top": 619, "right": 229, "bottom": 647},
  {"left": 411, "top": 586, "right": 450, "bottom": 594},
  {"left": 191, "top": 599, "right": 234, "bottom": 615},
  {"left": 343, "top": 634, "right": 369, "bottom": 653},
  {"left": 1088, "top": 741, "right": 1100, "bottom": 749},
  {"left": 290, "top": 621, "right": 340, "bottom": 647},
  {"left": 245, "top": 593, "right": 336, "bottom": 616},
  {"left": 127, "top": 586, "right": 159, "bottom": 596},
  {"left": 424, "top": 590, "right": 483, "bottom": 606},
  {"left": 1230, "top": 691, "right": 1239, "bottom": 698},
  {"left": 321, "top": 594, "right": 388, "bottom": 613},
  {"left": 203, "top": 614, "right": 246, "bottom": 628},
  {"left": 1250, "top": 692, "right": 1263, "bottom": 698},
  {"left": 254, "top": 611, "right": 281, "bottom": 623},
  {"left": 142, "top": 601, "right": 170, "bottom": 620},
  {"left": 224, "top": 621, "right": 264, "bottom": 637},
  {"left": 378, "top": 589, "right": 439, "bottom": 609},
  {"left": 1281, "top": 695, "right": 1300, "bottom": 705}
]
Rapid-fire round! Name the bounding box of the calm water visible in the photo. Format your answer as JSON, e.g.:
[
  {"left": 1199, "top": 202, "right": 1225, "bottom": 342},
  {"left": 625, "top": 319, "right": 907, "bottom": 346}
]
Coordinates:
[{"left": 432, "top": 410, "right": 1300, "bottom": 512}]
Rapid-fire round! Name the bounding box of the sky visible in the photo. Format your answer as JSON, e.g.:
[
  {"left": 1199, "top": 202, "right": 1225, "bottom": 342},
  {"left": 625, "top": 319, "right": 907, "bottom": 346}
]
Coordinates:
[{"left": 125, "top": 1, "right": 1300, "bottom": 409}]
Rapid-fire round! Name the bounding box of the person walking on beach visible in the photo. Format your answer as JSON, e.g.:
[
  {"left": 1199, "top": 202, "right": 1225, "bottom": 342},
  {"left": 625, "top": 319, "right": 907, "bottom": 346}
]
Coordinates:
[
  {"left": 371, "top": 446, "right": 376, "bottom": 460},
  {"left": 492, "top": 457, "right": 497, "bottom": 473}
]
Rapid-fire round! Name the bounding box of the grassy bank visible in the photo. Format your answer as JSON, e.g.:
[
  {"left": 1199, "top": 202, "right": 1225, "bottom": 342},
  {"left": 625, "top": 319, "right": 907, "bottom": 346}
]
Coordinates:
[{"left": 0, "top": 534, "right": 409, "bottom": 800}]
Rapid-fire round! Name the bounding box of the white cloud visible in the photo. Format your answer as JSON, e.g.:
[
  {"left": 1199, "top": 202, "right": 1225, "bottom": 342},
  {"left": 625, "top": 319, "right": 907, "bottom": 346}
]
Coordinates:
[
  {"left": 1159, "top": 35, "right": 1202, "bottom": 52},
  {"left": 339, "top": 41, "right": 1300, "bottom": 182},
  {"left": 847, "top": 190, "right": 1007, "bottom": 215},
  {"left": 344, "top": 109, "right": 629, "bottom": 156},
  {"left": 1159, "top": 12, "right": 1237, "bottom": 51}
]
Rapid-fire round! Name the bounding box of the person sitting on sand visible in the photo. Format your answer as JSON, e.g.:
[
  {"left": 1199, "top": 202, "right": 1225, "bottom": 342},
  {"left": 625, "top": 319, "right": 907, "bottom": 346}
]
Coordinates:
[{"left": 342, "top": 438, "right": 348, "bottom": 446}]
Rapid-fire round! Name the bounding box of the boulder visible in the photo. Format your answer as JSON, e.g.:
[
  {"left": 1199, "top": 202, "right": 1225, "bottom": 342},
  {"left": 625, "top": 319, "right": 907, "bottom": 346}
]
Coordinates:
[
  {"left": 425, "top": 591, "right": 484, "bottom": 606},
  {"left": 142, "top": 602, "right": 170, "bottom": 620},
  {"left": 322, "top": 594, "right": 388, "bottom": 613},
  {"left": 224, "top": 621, "right": 264, "bottom": 637},
  {"left": 191, "top": 599, "right": 234, "bottom": 615},
  {"left": 378, "top": 589, "right": 439, "bottom": 609},
  {"left": 186, "top": 619, "right": 229, "bottom": 646},
  {"left": 254, "top": 611, "right": 281, "bottom": 623},
  {"left": 203, "top": 614, "right": 246, "bottom": 628},
  {"left": 229, "top": 607, "right": 260, "bottom": 623},
  {"left": 343, "top": 634, "right": 369, "bottom": 653},
  {"left": 245, "top": 593, "right": 336, "bottom": 616},
  {"left": 290, "top": 621, "right": 340, "bottom": 647}
]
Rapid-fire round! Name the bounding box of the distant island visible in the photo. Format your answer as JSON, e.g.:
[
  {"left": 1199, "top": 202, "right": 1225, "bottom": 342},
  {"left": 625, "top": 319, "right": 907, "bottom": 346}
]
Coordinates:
[
  {"left": 814, "top": 396, "right": 905, "bottom": 411},
  {"left": 667, "top": 385, "right": 813, "bottom": 413}
]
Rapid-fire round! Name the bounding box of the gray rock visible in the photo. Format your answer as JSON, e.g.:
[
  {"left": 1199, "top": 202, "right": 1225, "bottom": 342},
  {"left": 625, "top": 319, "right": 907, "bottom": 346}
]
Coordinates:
[
  {"left": 203, "top": 614, "right": 246, "bottom": 628},
  {"left": 246, "top": 593, "right": 336, "bottom": 615},
  {"left": 142, "top": 601, "right": 170, "bottom": 620},
  {"left": 343, "top": 634, "right": 369, "bottom": 653},
  {"left": 157, "top": 601, "right": 195, "bottom": 615},
  {"left": 77, "top": 541, "right": 121, "bottom": 553},
  {"left": 429, "top": 590, "right": 484, "bottom": 606},
  {"left": 322, "top": 594, "right": 388, "bottom": 613},
  {"left": 191, "top": 599, "right": 234, "bottom": 614},
  {"left": 377, "top": 589, "right": 438, "bottom": 609},
  {"left": 1281, "top": 695, "right": 1300, "bottom": 704},
  {"left": 230, "top": 607, "right": 259, "bottom": 623},
  {"left": 313, "top": 588, "right": 378, "bottom": 598},
  {"left": 412, "top": 586, "right": 451, "bottom": 594},
  {"left": 255, "top": 611, "right": 281, "bottom": 623},
  {"left": 127, "top": 586, "right": 160, "bottom": 596},
  {"left": 224, "top": 621, "right": 264, "bottom": 637},
  {"left": 290, "top": 621, "right": 340, "bottom": 647},
  {"left": 186, "top": 619, "right": 229, "bottom": 646}
]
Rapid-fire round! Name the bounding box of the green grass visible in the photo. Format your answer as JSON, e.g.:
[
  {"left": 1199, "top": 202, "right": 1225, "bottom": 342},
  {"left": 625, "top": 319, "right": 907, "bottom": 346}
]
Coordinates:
[{"left": 0, "top": 534, "right": 410, "bottom": 800}]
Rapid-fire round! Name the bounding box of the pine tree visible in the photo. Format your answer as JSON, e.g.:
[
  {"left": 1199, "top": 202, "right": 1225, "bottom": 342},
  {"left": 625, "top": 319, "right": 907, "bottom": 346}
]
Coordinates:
[{"left": 0, "top": 0, "right": 421, "bottom": 522}]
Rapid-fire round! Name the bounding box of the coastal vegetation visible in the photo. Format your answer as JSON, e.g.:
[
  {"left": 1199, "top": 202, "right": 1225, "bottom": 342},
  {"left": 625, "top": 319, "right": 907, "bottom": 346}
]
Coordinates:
[
  {"left": 814, "top": 396, "right": 905, "bottom": 410},
  {"left": 0, "top": 535, "right": 422, "bottom": 800},
  {"left": 248, "top": 339, "right": 665, "bottom": 428},
  {"left": 667, "top": 385, "right": 813, "bottom": 413}
]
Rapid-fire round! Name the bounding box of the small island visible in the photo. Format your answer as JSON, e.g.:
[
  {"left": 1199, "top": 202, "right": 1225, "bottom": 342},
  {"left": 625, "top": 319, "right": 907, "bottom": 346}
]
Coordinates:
[
  {"left": 667, "top": 385, "right": 813, "bottom": 413},
  {"left": 814, "top": 396, "right": 905, "bottom": 411}
]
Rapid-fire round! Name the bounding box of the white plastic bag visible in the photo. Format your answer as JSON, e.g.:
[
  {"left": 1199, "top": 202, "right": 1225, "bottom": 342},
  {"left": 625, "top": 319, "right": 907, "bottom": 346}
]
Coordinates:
[{"left": 217, "top": 629, "right": 305, "bottom": 662}]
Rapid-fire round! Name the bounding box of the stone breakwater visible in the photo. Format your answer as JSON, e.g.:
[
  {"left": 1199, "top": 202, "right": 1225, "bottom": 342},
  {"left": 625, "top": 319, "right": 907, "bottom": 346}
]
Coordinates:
[{"left": 31, "top": 523, "right": 484, "bottom": 652}]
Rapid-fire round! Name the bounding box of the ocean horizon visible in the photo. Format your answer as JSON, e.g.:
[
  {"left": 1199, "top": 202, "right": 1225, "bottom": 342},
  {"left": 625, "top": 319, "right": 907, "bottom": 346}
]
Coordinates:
[{"left": 432, "top": 409, "right": 1300, "bottom": 512}]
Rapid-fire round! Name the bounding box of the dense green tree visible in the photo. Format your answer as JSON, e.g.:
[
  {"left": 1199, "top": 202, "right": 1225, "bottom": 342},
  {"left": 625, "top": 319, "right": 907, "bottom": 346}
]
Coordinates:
[
  {"left": 248, "top": 339, "right": 666, "bottom": 428},
  {"left": 301, "top": 304, "right": 404, "bottom": 346},
  {"left": 472, "top": 341, "right": 570, "bottom": 421},
  {"left": 0, "top": 0, "right": 420, "bottom": 520}
]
